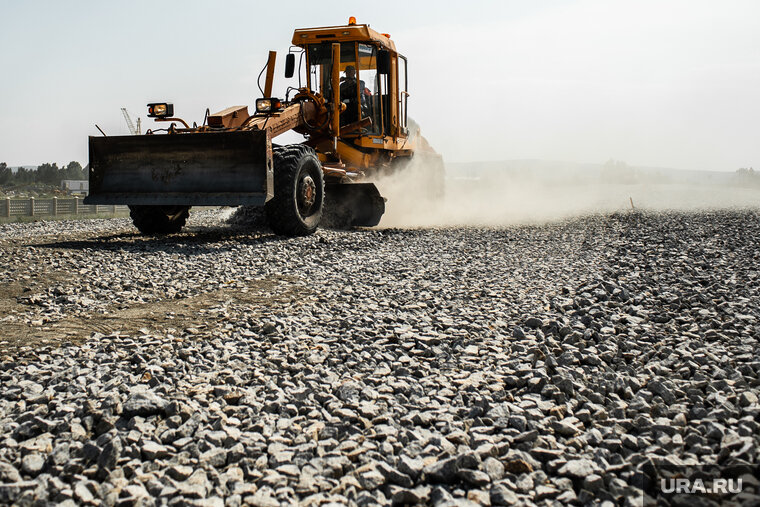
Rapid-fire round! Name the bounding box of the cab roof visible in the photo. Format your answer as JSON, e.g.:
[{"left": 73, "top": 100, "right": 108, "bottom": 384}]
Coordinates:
[{"left": 292, "top": 23, "right": 397, "bottom": 53}]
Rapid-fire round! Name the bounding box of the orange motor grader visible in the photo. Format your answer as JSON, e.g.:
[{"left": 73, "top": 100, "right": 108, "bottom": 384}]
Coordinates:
[{"left": 85, "top": 18, "right": 444, "bottom": 236}]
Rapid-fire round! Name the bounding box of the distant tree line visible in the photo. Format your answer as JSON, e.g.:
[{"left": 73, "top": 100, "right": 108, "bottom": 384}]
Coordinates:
[
  {"left": 602, "top": 159, "right": 639, "bottom": 184},
  {"left": 0, "top": 162, "right": 86, "bottom": 186},
  {"left": 734, "top": 168, "right": 760, "bottom": 187}
]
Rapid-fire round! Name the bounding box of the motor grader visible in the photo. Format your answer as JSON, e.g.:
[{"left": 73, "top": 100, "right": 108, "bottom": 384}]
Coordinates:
[{"left": 84, "top": 17, "right": 444, "bottom": 236}]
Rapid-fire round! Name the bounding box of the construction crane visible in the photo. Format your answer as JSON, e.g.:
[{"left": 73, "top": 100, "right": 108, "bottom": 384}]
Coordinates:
[{"left": 120, "top": 108, "right": 141, "bottom": 136}]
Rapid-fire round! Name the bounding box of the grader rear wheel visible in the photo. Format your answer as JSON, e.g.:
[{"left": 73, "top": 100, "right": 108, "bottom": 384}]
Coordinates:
[{"left": 129, "top": 205, "right": 190, "bottom": 235}]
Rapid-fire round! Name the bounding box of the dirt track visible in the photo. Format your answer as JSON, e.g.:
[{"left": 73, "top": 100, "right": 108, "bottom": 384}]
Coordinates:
[{"left": 0, "top": 214, "right": 308, "bottom": 358}]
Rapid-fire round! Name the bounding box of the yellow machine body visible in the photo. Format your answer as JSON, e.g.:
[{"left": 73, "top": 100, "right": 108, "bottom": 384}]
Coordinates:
[{"left": 85, "top": 18, "right": 443, "bottom": 235}]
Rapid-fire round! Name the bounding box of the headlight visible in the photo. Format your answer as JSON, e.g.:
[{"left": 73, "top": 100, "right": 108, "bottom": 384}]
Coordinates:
[
  {"left": 147, "top": 102, "right": 174, "bottom": 118},
  {"left": 256, "top": 98, "right": 282, "bottom": 113},
  {"left": 256, "top": 99, "right": 272, "bottom": 112}
]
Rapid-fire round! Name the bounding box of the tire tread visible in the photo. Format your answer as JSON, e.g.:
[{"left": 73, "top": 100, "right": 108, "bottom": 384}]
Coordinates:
[{"left": 265, "top": 144, "right": 324, "bottom": 236}]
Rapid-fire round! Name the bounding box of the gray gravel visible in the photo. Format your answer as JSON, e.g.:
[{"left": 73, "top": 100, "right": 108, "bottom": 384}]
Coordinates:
[{"left": 0, "top": 208, "right": 759, "bottom": 506}]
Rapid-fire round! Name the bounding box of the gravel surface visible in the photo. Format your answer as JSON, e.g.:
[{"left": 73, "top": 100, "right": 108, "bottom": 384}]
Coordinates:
[{"left": 0, "top": 208, "right": 759, "bottom": 506}]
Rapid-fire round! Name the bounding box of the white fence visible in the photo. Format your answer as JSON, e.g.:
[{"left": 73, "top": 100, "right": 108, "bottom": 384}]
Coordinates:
[{"left": 1, "top": 198, "right": 128, "bottom": 218}]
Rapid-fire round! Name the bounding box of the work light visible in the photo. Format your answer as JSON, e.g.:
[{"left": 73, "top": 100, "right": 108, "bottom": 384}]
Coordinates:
[
  {"left": 256, "top": 98, "right": 283, "bottom": 113},
  {"left": 147, "top": 103, "right": 174, "bottom": 118}
]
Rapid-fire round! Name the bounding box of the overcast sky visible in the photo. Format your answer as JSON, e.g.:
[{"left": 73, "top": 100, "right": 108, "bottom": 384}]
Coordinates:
[{"left": 1, "top": 0, "right": 758, "bottom": 171}]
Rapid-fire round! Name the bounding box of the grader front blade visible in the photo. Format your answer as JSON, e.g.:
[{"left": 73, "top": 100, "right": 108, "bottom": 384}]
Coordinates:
[{"left": 84, "top": 130, "right": 273, "bottom": 206}]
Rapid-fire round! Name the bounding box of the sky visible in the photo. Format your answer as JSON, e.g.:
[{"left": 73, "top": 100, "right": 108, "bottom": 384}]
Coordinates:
[{"left": 0, "top": 0, "right": 758, "bottom": 171}]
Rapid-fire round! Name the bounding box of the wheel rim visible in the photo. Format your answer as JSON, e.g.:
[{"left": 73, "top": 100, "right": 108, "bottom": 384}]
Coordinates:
[{"left": 297, "top": 172, "right": 318, "bottom": 217}]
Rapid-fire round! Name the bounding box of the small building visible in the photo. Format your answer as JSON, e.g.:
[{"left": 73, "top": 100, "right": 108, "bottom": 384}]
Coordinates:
[{"left": 61, "top": 180, "right": 89, "bottom": 195}]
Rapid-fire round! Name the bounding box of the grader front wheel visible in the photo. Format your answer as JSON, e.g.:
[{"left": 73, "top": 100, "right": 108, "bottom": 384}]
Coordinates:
[{"left": 129, "top": 205, "right": 190, "bottom": 235}]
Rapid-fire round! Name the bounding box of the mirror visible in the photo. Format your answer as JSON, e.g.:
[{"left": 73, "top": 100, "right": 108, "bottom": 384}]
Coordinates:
[
  {"left": 284, "top": 53, "right": 295, "bottom": 78},
  {"left": 378, "top": 50, "right": 391, "bottom": 75}
]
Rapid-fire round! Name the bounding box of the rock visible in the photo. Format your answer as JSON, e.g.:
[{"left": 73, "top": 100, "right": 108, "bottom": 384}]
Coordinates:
[
  {"left": 490, "top": 484, "right": 519, "bottom": 506},
  {"left": 247, "top": 488, "right": 280, "bottom": 507},
  {"left": 467, "top": 489, "right": 491, "bottom": 505},
  {"left": 558, "top": 459, "right": 599, "bottom": 479},
  {"left": 200, "top": 448, "right": 228, "bottom": 468},
  {"left": 621, "top": 434, "right": 638, "bottom": 450},
  {"left": 175, "top": 481, "right": 207, "bottom": 499},
  {"left": 430, "top": 485, "right": 455, "bottom": 504},
  {"left": 167, "top": 465, "right": 194, "bottom": 481},
  {"left": 504, "top": 459, "right": 533, "bottom": 474},
  {"left": 49, "top": 442, "right": 71, "bottom": 466},
  {"left": 74, "top": 481, "right": 96, "bottom": 503},
  {"left": 583, "top": 473, "right": 603, "bottom": 492},
  {"left": 552, "top": 419, "right": 580, "bottom": 437},
  {"left": 534, "top": 485, "right": 559, "bottom": 500},
  {"left": 357, "top": 468, "right": 386, "bottom": 490},
  {"left": 455, "top": 452, "right": 481, "bottom": 470},
  {"left": 397, "top": 455, "right": 424, "bottom": 480},
  {"left": 515, "top": 473, "right": 534, "bottom": 493},
  {"left": 82, "top": 443, "right": 100, "bottom": 462},
  {"left": 176, "top": 469, "right": 209, "bottom": 499},
  {"left": 335, "top": 382, "right": 362, "bottom": 403},
  {"left": 647, "top": 380, "right": 676, "bottom": 404},
  {"left": 508, "top": 415, "right": 527, "bottom": 432},
  {"left": 423, "top": 456, "right": 459, "bottom": 484},
  {"left": 97, "top": 437, "right": 122, "bottom": 471},
  {"left": 122, "top": 390, "right": 169, "bottom": 418},
  {"left": 141, "top": 441, "right": 169, "bottom": 460},
  {"left": 0, "top": 481, "right": 38, "bottom": 503},
  {"left": 512, "top": 430, "right": 538, "bottom": 443},
  {"left": 375, "top": 461, "right": 413, "bottom": 488},
  {"left": 121, "top": 483, "right": 150, "bottom": 500},
  {"left": 70, "top": 423, "right": 87, "bottom": 441},
  {"left": 227, "top": 443, "right": 246, "bottom": 464},
  {"left": 524, "top": 317, "right": 543, "bottom": 329},
  {"left": 458, "top": 469, "right": 491, "bottom": 487},
  {"left": 21, "top": 454, "right": 45, "bottom": 475},
  {"left": 483, "top": 457, "right": 505, "bottom": 482},
  {"left": 739, "top": 391, "right": 758, "bottom": 407},
  {"left": 390, "top": 485, "right": 431, "bottom": 504},
  {"left": 529, "top": 447, "right": 564, "bottom": 463},
  {"left": 357, "top": 490, "right": 386, "bottom": 506},
  {"left": 0, "top": 462, "right": 22, "bottom": 483}
]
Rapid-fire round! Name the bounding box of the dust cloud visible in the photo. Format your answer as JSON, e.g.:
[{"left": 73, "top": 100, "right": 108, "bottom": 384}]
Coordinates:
[{"left": 374, "top": 158, "right": 760, "bottom": 228}]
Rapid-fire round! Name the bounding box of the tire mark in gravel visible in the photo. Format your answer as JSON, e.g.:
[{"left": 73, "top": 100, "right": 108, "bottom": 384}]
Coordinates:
[
  {"left": 0, "top": 267, "right": 72, "bottom": 355},
  {"left": 0, "top": 274, "right": 310, "bottom": 360}
]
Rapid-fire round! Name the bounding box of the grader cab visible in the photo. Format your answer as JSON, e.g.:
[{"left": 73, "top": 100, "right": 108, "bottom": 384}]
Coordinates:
[{"left": 85, "top": 18, "right": 444, "bottom": 236}]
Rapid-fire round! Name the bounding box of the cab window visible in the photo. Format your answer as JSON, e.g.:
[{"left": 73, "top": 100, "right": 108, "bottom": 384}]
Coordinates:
[
  {"left": 358, "top": 43, "right": 382, "bottom": 135},
  {"left": 307, "top": 42, "right": 360, "bottom": 127}
]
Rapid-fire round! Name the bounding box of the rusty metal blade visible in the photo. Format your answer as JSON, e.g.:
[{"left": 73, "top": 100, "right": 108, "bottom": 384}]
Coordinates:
[{"left": 84, "top": 131, "right": 273, "bottom": 206}]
